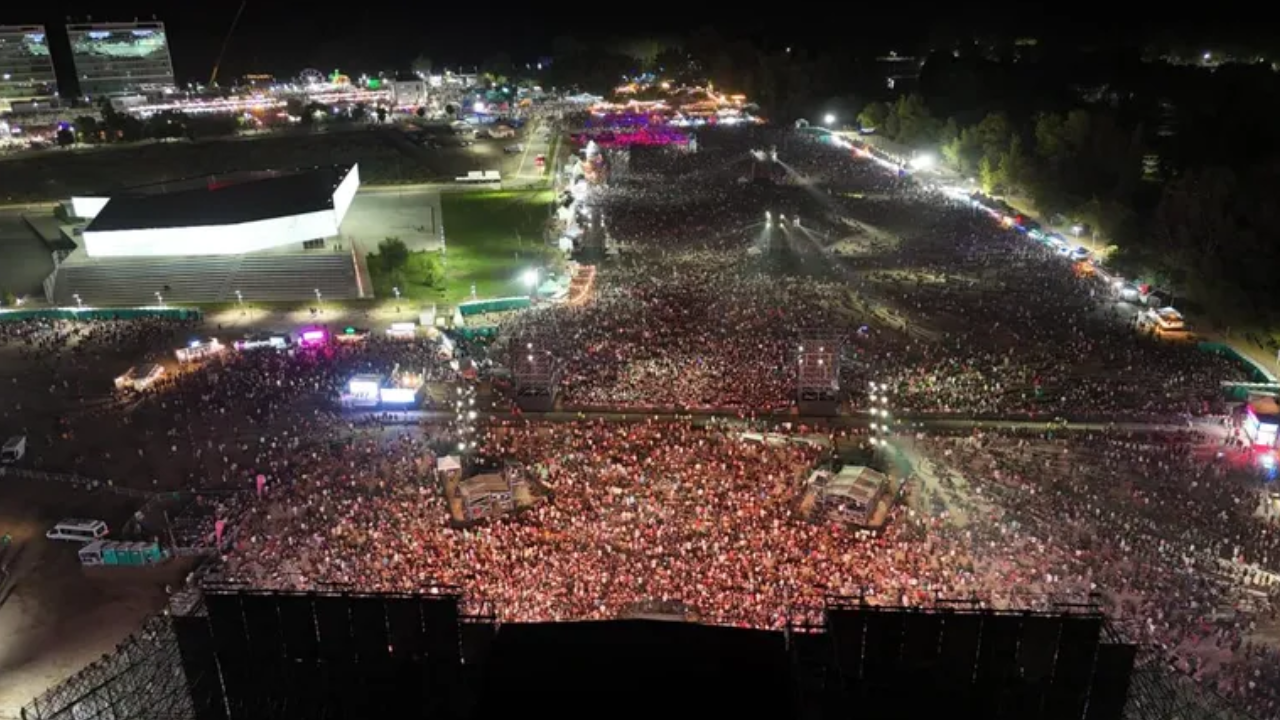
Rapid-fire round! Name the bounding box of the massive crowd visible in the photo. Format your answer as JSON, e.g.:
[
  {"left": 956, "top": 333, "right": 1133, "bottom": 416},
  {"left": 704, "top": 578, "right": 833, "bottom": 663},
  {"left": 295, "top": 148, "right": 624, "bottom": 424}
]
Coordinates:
[
  {"left": 2, "top": 126, "right": 1277, "bottom": 717},
  {"left": 510, "top": 129, "right": 1247, "bottom": 416},
  {"left": 916, "top": 430, "right": 1280, "bottom": 718}
]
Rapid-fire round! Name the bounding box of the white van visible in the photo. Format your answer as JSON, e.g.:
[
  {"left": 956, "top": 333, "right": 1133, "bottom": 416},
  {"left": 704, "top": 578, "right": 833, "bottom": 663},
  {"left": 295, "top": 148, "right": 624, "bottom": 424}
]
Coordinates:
[
  {"left": 1, "top": 435, "right": 24, "bottom": 463},
  {"left": 46, "top": 519, "right": 109, "bottom": 543}
]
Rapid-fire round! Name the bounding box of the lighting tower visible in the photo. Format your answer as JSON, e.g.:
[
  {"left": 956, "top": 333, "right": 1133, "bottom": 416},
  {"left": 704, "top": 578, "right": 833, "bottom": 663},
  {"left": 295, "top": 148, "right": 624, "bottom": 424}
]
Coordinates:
[{"left": 867, "top": 381, "right": 893, "bottom": 450}]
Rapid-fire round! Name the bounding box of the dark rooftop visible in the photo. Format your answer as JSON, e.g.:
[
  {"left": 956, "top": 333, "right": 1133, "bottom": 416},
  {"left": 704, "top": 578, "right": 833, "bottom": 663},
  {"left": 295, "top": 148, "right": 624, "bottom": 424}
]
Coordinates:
[{"left": 85, "top": 165, "right": 353, "bottom": 232}]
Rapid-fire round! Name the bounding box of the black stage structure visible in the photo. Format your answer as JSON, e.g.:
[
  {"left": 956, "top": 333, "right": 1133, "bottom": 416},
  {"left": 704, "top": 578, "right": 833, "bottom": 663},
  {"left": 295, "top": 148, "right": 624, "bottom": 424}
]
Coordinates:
[
  {"left": 22, "top": 590, "right": 1257, "bottom": 720},
  {"left": 797, "top": 330, "right": 844, "bottom": 416},
  {"left": 510, "top": 334, "right": 559, "bottom": 412}
]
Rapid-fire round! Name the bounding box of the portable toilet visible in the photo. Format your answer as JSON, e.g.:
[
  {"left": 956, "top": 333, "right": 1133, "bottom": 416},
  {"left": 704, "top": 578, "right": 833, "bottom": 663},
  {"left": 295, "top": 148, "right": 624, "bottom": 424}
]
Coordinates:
[
  {"left": 78, "top": 540, "right": 106, "bottom": 566},
  {"left": 102, "top": 542, "right": 121, "bottom": 565},
  {"left": 119, "top": 543, "right": 145, "bottom": 566},
  {"left": 140, "top": 542, "right": 166, "bottom": 564}
]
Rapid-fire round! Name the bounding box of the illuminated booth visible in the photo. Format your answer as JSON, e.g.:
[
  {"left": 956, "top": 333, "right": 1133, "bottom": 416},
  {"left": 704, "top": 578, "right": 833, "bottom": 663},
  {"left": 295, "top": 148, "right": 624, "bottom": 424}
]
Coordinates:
[
  {"left": 342, "top": 373, "right": 421, "bottom": 409},
  {"left": 114, "top": 363, "right": 164, "bottom": 391},
  {"left": 1245, "top": 398, "right": 1280, "bottom": 449},
  {"left": 174, "top": 338, "right": 224, "bottom": 363}
]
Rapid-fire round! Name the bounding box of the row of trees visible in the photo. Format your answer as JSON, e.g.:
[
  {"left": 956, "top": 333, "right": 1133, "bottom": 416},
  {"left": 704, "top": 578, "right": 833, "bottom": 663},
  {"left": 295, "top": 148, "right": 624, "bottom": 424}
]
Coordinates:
[
  {"left": 60, "top": 102, "right": 241, "bottom": 146},
  {"left": 858, "top": 92, "right": 1277, "bottom": 326}
]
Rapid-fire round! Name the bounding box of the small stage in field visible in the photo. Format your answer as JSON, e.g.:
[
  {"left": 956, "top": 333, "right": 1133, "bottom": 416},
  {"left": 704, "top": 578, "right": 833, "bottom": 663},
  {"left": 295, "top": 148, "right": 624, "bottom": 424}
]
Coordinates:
[
  {"left": 438, "top": 457, "right": 545, "bottom": 526},
  {"left": 798, "top": 464, "right": 896, "bottom": 531}
]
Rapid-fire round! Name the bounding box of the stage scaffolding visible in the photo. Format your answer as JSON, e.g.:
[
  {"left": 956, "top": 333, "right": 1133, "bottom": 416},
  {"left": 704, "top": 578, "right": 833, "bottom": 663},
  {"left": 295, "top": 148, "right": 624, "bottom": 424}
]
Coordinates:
[
  {"left": 511, "top": 334, "right": 559, "bottom": 412},
  {"left": 19, "top": 586, "right": 1261, "bottom": 720},
  {"left": 797, "top": 330, "right": 843, "bottom": 416},
  {"left": 20, "top": 614, "right": 196, "bottom": 720}
]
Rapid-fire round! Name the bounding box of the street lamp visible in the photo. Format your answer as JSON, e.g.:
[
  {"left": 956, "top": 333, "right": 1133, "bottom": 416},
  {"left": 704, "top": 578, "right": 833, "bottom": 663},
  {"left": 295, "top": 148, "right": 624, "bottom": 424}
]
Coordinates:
[
  {"left": 392, "top": 286, "right": 401, "bottom": 301},
  {"left": 155, "top": 291, "right": 164, "bottom": 307},
  {"left": 314, "top": 288, "right": 322, "bottom": 311},
  {"left": 823, "top": 113, "right": 836, "bottom": 126},
  {"left": 72, "top": 293, "right": 82, "bottom": 309},
  {"left": 235, "top": 290, "right": 243, "bottom": 307}
]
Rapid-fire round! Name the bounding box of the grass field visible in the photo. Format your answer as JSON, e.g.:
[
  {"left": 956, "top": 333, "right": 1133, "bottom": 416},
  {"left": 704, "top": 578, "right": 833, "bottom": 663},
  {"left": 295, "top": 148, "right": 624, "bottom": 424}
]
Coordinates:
[{"left": 437, "top": 189, "right": 558, "bottom": 303}]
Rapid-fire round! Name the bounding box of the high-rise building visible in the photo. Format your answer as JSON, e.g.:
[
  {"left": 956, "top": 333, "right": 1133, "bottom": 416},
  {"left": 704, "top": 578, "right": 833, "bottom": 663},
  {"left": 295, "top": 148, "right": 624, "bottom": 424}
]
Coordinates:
[
  {"left": 66, "top": 21, "right": 175, "bottom": 97},
  {"left": 0, "top": 25, "right": 57, "bottom": 102}
]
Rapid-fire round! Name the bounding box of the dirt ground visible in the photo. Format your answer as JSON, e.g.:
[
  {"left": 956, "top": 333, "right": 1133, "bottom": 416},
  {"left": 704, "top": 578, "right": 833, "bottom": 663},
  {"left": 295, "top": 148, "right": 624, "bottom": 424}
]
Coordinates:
[{"left": 0, "top": 477, "right": 189, "bottom": 719}]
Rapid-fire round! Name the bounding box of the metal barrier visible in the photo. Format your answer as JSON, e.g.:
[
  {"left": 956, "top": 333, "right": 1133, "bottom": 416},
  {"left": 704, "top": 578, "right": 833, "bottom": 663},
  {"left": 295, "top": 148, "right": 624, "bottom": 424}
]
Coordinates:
[{"left": 0, "top": 467, "right": 154, "bottom": 499}]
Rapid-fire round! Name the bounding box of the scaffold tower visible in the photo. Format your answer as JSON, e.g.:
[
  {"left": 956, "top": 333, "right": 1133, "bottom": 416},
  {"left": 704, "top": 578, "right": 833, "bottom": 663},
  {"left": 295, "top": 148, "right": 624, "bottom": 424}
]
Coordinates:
[
  {"left": 512, "top": 334, "right": 559, "bottom": 412},
  {"left": 797, "top": 329, "right": 843, "bottom": 416}
]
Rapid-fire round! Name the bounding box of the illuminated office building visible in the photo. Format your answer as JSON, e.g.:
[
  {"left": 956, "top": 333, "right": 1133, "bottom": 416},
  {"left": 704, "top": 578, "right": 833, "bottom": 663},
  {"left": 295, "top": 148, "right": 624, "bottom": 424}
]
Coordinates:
[
  {"left": 66, "top": 21, "right": 175, "bottom": 97},
  {"left": 0, "top": 25, "right": 57, "bottom": 102}
]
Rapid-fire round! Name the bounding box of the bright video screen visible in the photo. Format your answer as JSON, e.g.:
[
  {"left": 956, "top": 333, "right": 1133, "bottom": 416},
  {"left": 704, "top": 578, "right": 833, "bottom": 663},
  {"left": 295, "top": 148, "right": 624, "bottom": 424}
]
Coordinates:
[{"left": 72, "top": 29, "right": 168, "bottom": 59}]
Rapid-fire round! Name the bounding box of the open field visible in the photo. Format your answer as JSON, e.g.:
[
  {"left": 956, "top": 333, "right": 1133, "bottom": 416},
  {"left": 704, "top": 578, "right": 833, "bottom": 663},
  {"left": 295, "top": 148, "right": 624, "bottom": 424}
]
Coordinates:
[
  {"left": 440, "top": 190, "right": 558, "bottom": 303},
  {"left": 366, "top": 189, "right": 558, "bottom": 304},
  {"left": 0, "top": 126, "right": 523, "bottom": 204}
]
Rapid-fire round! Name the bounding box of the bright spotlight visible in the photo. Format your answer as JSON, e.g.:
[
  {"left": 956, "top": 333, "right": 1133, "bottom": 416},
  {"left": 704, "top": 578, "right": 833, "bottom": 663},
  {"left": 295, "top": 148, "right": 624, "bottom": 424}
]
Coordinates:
[
  {"left": 521, "top": 268, "right": 539, "bottom": 288},
  {"left": 909, "top": 153, "right": 936, "bottom": 171},
  {"left": 823, "top": 113, "right": 836, "bottom": 126}
]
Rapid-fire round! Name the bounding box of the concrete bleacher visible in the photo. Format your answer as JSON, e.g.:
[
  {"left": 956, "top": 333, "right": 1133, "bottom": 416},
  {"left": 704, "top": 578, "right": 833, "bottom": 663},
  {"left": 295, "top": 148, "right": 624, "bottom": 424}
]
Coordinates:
[
  {"left": 50, "top": 252, "right": 362, "bottom": 306},
  {"left": 231, "top": 253, "right": 361, "bottom": 302}
]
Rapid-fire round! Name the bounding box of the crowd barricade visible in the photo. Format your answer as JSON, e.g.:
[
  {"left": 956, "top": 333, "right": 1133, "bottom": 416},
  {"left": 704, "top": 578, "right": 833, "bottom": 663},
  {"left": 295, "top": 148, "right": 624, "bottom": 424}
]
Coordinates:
[
  {"left": 0, "top": 307, "right": 201, "bottom": 323},
  {"left": 458, "top": 297, "right": 532, "bottom": 316},
  {"left": 0, "top": 467, "right": 153, "bottom": 498}
]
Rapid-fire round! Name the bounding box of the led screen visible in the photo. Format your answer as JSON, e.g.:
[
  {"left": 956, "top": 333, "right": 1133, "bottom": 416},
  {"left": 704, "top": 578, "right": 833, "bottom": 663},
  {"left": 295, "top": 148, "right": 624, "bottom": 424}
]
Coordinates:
[
  {"left": 379, "top": 388, "right": 417, "bottom": 404},
  {"left": 73, "top": 30, "right": 168, "bottom": 59}
]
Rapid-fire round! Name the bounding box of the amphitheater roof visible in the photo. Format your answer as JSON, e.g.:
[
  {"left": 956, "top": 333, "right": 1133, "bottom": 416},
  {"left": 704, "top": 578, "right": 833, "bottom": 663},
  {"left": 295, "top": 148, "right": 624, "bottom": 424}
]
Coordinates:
[{"left": 85, "top": 165, "right": 354, "bottom": 232}]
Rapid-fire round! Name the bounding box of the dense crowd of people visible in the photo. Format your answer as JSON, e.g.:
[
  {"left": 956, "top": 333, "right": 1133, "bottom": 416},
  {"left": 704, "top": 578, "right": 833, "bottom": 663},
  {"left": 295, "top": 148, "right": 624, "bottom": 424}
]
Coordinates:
[
  {"left": 3, "top": 125, "right": 1277, "bottom": 718},
  {"left": 916, "top": 430, "right": 1280, "bottom": 718},
  {"left": 511, "top": 129, "right": 1247, "bottom": 416}
]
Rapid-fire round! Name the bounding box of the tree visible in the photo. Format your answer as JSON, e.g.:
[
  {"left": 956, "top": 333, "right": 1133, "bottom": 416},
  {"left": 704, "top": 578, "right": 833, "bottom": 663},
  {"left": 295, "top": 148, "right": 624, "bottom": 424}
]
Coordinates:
[
  {"left": 891, "top": 94, "right": 940, "bottom": 146},
  {"left": 857, "top": 101, "right": 890, "bottom": 132},
  {"left": 997, "top": 136, "right": 1029, "bottom": 192},
  {"left": 978, "top": 155, "right": 1002, "bottom": 194},
  {"left": 56, "top": 126, "right": 75, "bottom": 147},
  {"left": 145, "top": 110, "right": 187, "bottom": 140},
  {"left": 942, "top": 127, "right": 984, "bottom": 176},
  {"left": 972, "top": 112, "right": 1011, "bottom": 160},
  {"left": 74, "top": 116, "right": 100, "bottom": 143},
  {"left": 405, "top": 251, "right": 444, "bottom": 289},
  {"left": 620, "top": 38, "right": 666, "bottom": 72},
  {"left": 1034, "top": 112, "right": 1067, "bottom": 164},
  {"left": 375, "top": 237, "right": 410, "bottom": 273},
  {"left": 1, "top": 290, "right": 15, "bottom": 307},
  {"left": 300, "top": 101, "right": 327, "bottom": 125},
  {"left": 187, "top": 114, "right": 238, "bottom": 139},
  {"left": 481, "top": 52, "right": 514, "bottom": 86},
  {"left": 411, "top": 54, "right": 433, "bottom": 77}
]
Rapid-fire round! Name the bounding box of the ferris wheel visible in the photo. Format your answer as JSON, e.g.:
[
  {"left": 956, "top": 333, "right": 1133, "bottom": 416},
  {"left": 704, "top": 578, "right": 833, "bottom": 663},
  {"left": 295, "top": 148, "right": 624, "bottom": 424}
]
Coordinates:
[{"left": 299, "top": 68, "right": 325, "bottom": 87}]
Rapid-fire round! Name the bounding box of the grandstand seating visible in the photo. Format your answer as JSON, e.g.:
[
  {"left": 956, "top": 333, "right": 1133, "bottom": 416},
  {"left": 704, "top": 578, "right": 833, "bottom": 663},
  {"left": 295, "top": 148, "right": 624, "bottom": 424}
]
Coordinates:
[
  {"left": 51, "top": 252, "right": 362, "bottom": 306},
  {"left": 230, "top": 253, "right": 361, "bottom": 302}
]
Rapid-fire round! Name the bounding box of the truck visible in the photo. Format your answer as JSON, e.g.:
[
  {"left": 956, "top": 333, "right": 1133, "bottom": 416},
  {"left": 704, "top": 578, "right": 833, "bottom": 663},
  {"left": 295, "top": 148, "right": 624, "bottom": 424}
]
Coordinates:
[{"left": 1, "top": 435, "right": 25, "bottom": 464}]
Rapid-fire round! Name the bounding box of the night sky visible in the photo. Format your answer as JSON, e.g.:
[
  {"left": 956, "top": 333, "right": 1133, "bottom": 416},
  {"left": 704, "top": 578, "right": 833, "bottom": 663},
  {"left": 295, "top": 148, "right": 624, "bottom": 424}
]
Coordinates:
[{"left": 14, "top": 2, "right": 1270, "bottom": 87}]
